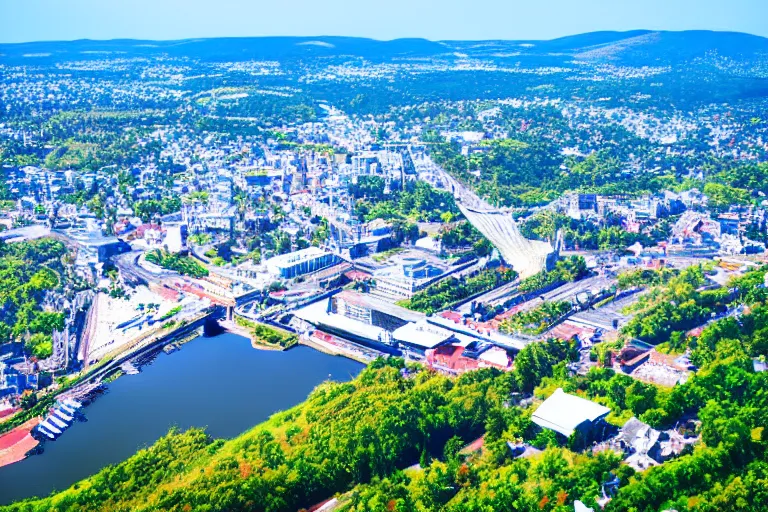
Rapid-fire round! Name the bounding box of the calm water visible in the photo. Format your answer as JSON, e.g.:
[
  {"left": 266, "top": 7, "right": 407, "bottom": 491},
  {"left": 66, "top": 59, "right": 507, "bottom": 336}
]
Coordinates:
[{"left": 0, "top": 333, "right": 363, "bottom": 504}]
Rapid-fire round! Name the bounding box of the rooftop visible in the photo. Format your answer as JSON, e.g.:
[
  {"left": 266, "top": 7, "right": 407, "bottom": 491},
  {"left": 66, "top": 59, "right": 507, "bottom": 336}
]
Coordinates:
[
  {"left": 294, "top": 299, "right": 387, "bottom": 342},
  {"left": 265, "top": 247, "right": 332, "bottom": 269},
  {"left": 531, "top": 388, "right": 610, "bottom": 437},
  {"left": 335, "top": 290, "right": 424, "bottom": 323},
  {"left": 392, "top": 319, "right": 453, "bottom": 349}
]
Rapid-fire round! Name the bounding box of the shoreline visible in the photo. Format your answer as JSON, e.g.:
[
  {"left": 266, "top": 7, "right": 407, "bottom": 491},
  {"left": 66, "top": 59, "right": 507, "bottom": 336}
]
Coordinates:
[
  {"left": 218, "top": 319, "right": 286, "bottom": 351},
  {"left": 300, "top": 332, "right": 376, "bottom": 365},
  {"left": 0, "top": 325, "right": 367, "bottom": 470}
]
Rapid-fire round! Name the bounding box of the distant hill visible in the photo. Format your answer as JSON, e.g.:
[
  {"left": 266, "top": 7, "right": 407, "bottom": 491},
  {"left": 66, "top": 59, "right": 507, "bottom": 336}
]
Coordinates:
[
  {"left": 1, "top": 30, "right": 767, "bottom": 66},
  {"left": 0, "top": 36, "right": 450, "bottom": 63},
  {"left": 553, "top": 30, "right": 768, "bottom": 65},
  {"left": 447, "top": 30, "right": 768, "bottom": 66}
]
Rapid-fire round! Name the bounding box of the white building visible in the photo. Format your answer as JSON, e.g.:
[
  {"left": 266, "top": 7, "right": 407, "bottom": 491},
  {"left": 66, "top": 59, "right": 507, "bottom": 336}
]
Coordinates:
[
  {"left": 265, "top": 247, "right": 339, "bottom": 279},
  {"left": 531, "top": 388, "right": 610, "bottom": 438}
]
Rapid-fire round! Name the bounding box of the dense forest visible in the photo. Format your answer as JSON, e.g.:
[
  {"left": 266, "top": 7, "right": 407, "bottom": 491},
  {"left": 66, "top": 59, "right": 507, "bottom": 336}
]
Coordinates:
[{"left": 0, "top": 238, "right": 74, "bottom": 359}]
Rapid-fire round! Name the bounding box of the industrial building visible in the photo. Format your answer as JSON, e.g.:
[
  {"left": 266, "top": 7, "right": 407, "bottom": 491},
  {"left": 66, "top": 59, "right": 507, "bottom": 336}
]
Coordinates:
[
  {"left": 531, "top": 388, "right": 610, "bottom": 439},
  {"left": 392, "top": 319, "right": 456, "bottom": 354},
  {"left": 293, "top": 290, "right": 424, "bottom": 352},
  {"left": 265, "top": 247, "right": 340, "bottom": 279}
]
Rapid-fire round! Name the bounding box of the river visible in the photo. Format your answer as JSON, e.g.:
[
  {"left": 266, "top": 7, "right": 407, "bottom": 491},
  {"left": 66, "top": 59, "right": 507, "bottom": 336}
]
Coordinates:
[{"left": 0, "top": 332, "right": 364, "bottom": 504}]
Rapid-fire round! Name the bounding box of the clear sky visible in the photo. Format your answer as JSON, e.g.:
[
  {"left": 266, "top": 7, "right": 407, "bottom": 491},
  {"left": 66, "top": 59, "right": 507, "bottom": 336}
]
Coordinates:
[{"left": 1, "top": 0, "right": 767, "bottom": 44}]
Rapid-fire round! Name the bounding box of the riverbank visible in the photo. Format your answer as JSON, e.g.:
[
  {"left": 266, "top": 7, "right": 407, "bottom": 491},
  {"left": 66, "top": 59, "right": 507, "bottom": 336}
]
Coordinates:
[
  {"left": 0, "top": 418, "right": 41, "bottom": 468},
  {"left": 219, "top": 319, "right": 285, "bottom": 351},
  {"left": 300, "top": 330, "right": 378, "bottom": 364},
  {"left": 230, "top": 315, "right": 298, "bottom": 351},
  {"left": 0, "top": 333, "right": 364, "bottom": 504}
]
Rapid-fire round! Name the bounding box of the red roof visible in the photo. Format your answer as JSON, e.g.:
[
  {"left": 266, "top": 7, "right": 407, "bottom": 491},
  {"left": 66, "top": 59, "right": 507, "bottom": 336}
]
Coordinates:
[
  {"left": 0, "top": 407, "right": 18, "bottom": 420},
  {"left": 549, "top": 322, "right": 595, "bottom": 342},
  {"left": 427, "top": 344, "right": 479, "bottom": 372},
  {"left": 441, "top": 311, "right": 463, "bottom": 323},
  {"left": 344, "top": 270, "right": 372, "bottom": 281},
  {"left": 136, "top": 223, "right": 163, "bottom": 237}
]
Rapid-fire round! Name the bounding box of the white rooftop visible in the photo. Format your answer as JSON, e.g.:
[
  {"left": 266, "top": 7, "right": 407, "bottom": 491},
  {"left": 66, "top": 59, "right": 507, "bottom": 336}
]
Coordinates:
[
  {"left": 294, "top": 299, "right": 386, "bottom": 342},
  {"left": 531, "top": 388, "right": 610, "bottom": 437},
  {"left": 478, "top": 346, "right": 511, "bottom": 367},
  {"left": 265, "top": 246, "right": 330, "bottom": 269},
  {"left": 392, "top": 319, "right": 453, "bottom": 349}
]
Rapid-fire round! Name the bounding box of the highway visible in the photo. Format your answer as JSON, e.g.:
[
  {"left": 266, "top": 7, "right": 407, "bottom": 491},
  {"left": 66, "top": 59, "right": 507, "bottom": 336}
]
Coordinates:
[
  {"left": 416, "top": 153, "right": 493, "bottom": 211},
  {"left": 114, "top": 251, "right": 174, "bottom": 286},
  {"left": 457, "top": 279, "right": 520, "bottom": 314},
  {"left": 539, "top": 275, "right": 614, "bottom": 304}
]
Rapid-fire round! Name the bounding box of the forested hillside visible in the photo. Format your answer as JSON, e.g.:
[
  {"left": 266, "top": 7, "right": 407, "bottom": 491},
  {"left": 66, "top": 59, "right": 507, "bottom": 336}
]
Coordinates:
[{"left": 0, "top": 238, "right": 76, "bottom": 359}]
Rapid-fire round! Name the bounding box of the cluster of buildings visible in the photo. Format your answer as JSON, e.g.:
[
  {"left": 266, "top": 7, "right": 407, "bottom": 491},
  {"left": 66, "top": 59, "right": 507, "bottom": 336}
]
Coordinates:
[
  {"left": 1, "top": 58, "right": 767, "bottom": 447},
  {"left": 292, "top": 290, "right": 513, "bottom": 371},
  {"left": 555, "top": 189, "right": 768, "bottom": 256}
]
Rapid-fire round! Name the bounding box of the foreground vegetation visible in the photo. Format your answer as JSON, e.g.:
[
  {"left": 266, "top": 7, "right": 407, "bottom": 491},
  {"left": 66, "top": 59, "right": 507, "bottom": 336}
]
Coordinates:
[{"left": 5, "top": 289, "right": 768, "bottom": 512}]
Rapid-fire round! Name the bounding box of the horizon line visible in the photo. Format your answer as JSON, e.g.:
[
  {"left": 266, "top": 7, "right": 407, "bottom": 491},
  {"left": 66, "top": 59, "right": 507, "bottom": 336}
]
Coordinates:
[{"left": 1, "top": 28, "right": 766, "bottom": 46}]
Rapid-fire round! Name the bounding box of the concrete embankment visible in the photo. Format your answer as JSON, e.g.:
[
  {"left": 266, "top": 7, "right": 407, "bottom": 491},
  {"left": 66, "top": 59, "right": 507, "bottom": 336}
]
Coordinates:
[
  {"left": 299, "top": 332, "right": 376, "bottom": 365},
  {"left": 83, "top": 309, "right": 217, "bottom": 385}
]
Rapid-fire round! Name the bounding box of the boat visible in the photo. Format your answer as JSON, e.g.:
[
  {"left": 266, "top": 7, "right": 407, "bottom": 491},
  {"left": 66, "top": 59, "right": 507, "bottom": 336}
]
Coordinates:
[
  {"left": 120, "top": 361, "right": 140, "bottom": 375},
  {"left": 58, "top": 403, "right": 77, "bottom": 415},
  {"left": 48, "top": 415, "right": 68, "bottom": 430},
  {"left": 64, "top": 398, "right": 83, "bottom": 409},
  {"left": 53, "top": 409, "right": 73, "bottom": 422},
  {"left": 36, "top": 426, "right": 56, "bottom": 439},
  {"left": 40, "top": 420, "right": 62, "bottom": 435}
]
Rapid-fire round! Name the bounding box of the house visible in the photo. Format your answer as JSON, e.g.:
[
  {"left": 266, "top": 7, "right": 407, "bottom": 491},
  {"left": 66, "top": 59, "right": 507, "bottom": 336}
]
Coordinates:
[
  {"left": 619, "top": 417, "right": 666, "bottom": 470},
  {"left": 531, "top": 388, "right": 610, "bottom": 439}
]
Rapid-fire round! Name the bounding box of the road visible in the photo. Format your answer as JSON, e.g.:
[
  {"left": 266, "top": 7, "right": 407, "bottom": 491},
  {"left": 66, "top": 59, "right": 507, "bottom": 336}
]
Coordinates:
[
  {"left": 457, "top": 279, "right": 520, "bottom": 314},
  {"left": 541, "top": 275, "right": 614, "bottom": 303},
  {"left": 569, "top": 291, "right": 642, "bottom": 331},
  {"left": 114, "top": 251, "right": 174, "bottom": 286}
]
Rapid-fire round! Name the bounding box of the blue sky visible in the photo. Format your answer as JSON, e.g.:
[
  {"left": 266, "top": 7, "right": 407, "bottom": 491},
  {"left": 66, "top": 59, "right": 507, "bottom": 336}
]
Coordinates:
[{"left": 1, "top": 0, "right": 766, "bottom": 43}]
